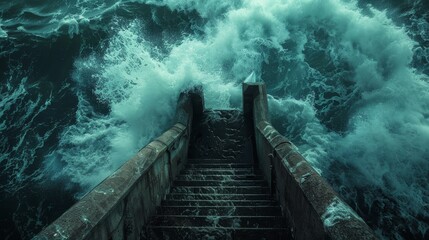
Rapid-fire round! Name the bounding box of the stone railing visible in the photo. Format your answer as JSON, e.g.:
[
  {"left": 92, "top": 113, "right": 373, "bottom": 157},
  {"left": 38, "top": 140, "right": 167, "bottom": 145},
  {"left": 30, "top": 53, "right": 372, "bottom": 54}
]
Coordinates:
[
  {"left": 33, "top": 87, "right": 204, "bottom": 240},
  {"left": 243, "top": 83, "right": 377, "bottom": 240}
]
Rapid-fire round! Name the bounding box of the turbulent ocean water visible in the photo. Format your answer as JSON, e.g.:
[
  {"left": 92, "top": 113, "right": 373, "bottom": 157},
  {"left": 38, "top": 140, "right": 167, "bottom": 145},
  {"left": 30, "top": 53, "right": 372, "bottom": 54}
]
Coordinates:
[{"left": 0, "top": 0, "right": 428, "bottom": 239}]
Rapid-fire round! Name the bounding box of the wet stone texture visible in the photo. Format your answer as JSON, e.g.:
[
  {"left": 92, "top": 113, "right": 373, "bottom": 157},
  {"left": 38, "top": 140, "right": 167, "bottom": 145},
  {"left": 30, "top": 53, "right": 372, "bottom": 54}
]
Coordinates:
[
  {"left": 142, "top": 110, "right": 290, "bottom": 240},
  {"left": 188, "top": 110, "right": 253, "bottom": 162}
]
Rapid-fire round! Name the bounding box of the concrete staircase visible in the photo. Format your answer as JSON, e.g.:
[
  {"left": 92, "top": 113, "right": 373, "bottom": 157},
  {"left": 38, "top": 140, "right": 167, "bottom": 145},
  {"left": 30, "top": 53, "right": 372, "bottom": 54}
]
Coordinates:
[{"left": 143, "top": 110, "right": 289, "bottom": 239}]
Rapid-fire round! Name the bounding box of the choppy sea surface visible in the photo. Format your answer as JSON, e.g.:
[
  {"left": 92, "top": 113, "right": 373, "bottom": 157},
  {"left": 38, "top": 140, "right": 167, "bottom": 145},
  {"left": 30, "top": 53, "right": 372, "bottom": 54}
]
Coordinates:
[{"left": 1, "top": 0, "right": 428, "bottom": 239}]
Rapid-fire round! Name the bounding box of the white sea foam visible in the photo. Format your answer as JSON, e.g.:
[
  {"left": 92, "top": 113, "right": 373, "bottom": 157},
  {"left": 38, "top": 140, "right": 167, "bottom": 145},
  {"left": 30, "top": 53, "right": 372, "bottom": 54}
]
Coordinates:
[
  {"left": 244, "top": 71, "right": 256, "bottom": 83},
  {"left": 0, "top": 23, "right": 7, "bottom": 38},
  {"left": 322, "top": 197, "right": 364, "bottom": 228}
]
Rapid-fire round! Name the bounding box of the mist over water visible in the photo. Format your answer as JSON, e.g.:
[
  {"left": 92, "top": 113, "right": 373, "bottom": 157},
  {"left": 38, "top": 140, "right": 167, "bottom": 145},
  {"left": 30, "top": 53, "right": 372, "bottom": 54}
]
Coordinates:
[{"left": 0, "top": 0, "right": 428, "bottom": 239}]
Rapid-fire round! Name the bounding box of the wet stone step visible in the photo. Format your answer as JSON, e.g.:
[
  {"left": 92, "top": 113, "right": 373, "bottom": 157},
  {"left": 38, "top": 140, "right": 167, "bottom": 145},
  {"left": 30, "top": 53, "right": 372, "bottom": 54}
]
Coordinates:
[
  {"left": 161, "top": 200, "right": 278, "bottom": 207},
  {"left": 186, "top": 163, "right": 254, "bottom": 168},
  {"left": 188, "top": 159, "right": 253, "bottom": 164},
  {"left": 149, "top": 215, "right": 287, "bottom": 228},
  {"left": 170, "top": 186, "right": 270, "bottom": 194},
  {"left": 144, "top": 226, "right": 289, "bottom": 240},
  {"left": 173, "top": 180, "right": 267, "bottom": 187},
  {"left": 165, "top": 194, "right": 274, "bottom": 201},
  {"left": 181, "top": 169, "right": 261, "bottom": 175},
  {"left": 187, "top": 110, "right": 252, "bottom": 162},
  {"left": 156, "top": 206, "right": 282, "bottom": 216},
  {"left": 176, "top": 174, "right": 264, "bottom": 181}
]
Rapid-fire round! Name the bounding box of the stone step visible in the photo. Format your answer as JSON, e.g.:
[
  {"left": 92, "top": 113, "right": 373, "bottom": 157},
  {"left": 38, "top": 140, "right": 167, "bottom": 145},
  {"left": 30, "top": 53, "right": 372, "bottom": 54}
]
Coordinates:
[
  {"left": 188, "top": 159, "right": 252, "bottom": 164},
  {"left": 156, "top": 206, "right": 282, "bottom": 216},
  {"left": 170, "top": 186, "right": 270, "bottom": 194},
  {"left": 186, "top": 163, "right": 254, "bottom": 169},
  {"left": 149, "top": 215, "right": 287, "bottom": 228},
  {"left": 144, "top": 226, "right": 289, "bottom": 240},
  {"left": 176, "top": 174, "right": 264, "bottom": 181},
  {"left": 161, "top": 200, "right": 278, "bottom": 207},
  {"left": 173, "top": 180, "right": 267, "bottom": 187},
  {"left": 165, "top": 194, "right": 274, "bottom": 201},
  {"left": 187, "top": 110, "right": 252, "bottom": 163},
  {"left": 181, "top": 169, "right": 261, "bottom": 175}
]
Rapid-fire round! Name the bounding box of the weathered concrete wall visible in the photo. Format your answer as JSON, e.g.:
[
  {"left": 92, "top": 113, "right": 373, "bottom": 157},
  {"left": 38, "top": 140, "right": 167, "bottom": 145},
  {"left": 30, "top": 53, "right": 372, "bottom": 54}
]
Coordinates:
[
  {"left": 243, "top": 83, "right": 377, "bottom": 240},
  {"left": 33, "top": 88, "right": 204, "bottom": 240}
]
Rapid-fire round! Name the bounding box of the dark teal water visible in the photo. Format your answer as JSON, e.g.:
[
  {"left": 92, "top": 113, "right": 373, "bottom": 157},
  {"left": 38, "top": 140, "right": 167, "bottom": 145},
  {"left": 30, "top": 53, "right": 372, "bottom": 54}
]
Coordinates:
[{"left": 1, "top": 0, "right": 428, "bottom": 239}]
